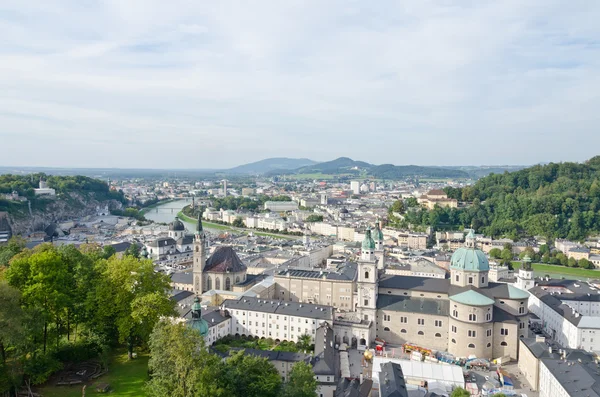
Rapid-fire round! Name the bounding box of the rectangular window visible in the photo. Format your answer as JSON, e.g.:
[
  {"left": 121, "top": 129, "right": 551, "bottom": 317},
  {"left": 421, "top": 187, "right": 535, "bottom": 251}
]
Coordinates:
[
  {"left": 384, "top": 315, "right": 391, "bottom": 321},
  {"left": 487, "top": 329, "right": 492, "bottom": 337},
  {"left": 455, "top": 275, "right": 459, "bottom": 282},
  {"left": 452, "top": 326, "right": 457, "bottom": 333},
  {"left": 435, "top": 320, "right": 442, "bottom": 327},
  {"left": 400, "top": 317, "right": 407, "bottom": 323},
  {"left": 418, "top": 319, "right": 424, "bottom": 325},
  {"left": 468, "top": 277, "right": 473, "bottom": 284},
  {"left": 364, "top": 299, "right": 369, "bottom": 306},
  {"left": 501, "top": 328, "right": 509, "bottom": 336},
  {"left": 468, "top": 330, "right": 476, "bottom": 338}
]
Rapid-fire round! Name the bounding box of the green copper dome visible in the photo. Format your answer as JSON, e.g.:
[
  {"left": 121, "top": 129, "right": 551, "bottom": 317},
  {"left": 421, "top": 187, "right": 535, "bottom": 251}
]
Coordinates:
[
  {"left": 450, "top": 247, "right": 489, "bottom": 272},
  {"left": 188, "top": 297, "right": 209, "bottom": 337},
  {"left": 362, "top": 229, "right": 376, "bottom": 250},
  {"left": 373, "top": 223, "right": 384, "bottom": 242}
]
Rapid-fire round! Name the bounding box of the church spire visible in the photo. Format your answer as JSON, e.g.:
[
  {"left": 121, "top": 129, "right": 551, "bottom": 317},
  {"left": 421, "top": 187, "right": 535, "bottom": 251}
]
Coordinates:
[{"left": 196, "top": 213, "right": 203, "bottom": 234}]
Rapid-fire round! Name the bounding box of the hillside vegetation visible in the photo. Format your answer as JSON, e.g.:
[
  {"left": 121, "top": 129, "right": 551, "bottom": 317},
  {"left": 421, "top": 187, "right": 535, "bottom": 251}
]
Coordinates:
[
  {"left": 0, "top": 174, "right": 125, "bottom": 215},
  {"left": 399, "top": 156, "right": 600, "bottom": 240}
]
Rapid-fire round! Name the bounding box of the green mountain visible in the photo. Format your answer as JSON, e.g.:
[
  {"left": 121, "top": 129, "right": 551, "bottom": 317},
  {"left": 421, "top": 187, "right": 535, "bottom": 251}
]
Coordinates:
[
  {"left": 271, "top": 157, "right": 470, "bottom": 179},
  {"left": 400, "top": 156, "right": 600, "bottom": 240}
]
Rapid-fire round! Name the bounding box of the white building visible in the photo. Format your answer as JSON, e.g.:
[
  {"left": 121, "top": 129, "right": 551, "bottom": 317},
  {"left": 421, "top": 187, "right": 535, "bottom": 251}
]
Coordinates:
[
  {"left": 264, "top": 201, "right": 299, "bottom": 212},
  {"left": 539, "top": 350, "right": 600, "bottom": 397},
  {"left": 34, "top": 179, "right": 56, "bottom": 196},
  {"left": 221, "top": 297, "right": 334, "bottom": 342},
  {"left": 350, "top": 181, "right": 360, "bottom": 195}
]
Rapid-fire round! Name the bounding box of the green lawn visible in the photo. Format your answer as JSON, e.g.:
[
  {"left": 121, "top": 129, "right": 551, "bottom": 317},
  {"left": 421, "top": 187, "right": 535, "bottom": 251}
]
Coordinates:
[
  {"left": 37, "top": 349, "right": 149, "bottom": 397},
  {"left": 512, "top": 261, "right": 600, "bottom": 279}
]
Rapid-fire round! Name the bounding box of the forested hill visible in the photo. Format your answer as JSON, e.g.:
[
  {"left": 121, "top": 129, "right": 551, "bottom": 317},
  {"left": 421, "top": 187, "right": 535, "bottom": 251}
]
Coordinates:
[
  {"left": 0, "top": 174, "right": 124, "bottom": 202},
  {"left": 400, "top": 156, "right": 600, "bottom": 241}
]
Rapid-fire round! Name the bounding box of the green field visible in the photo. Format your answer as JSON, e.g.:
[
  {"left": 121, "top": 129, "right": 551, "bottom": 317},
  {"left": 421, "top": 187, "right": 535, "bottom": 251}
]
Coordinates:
[
  {"left": 512, "top": 261, "right": 600, "bottom": 279},
  {"left": 37, "top": 349, "right": 149, "bottom": 397}
]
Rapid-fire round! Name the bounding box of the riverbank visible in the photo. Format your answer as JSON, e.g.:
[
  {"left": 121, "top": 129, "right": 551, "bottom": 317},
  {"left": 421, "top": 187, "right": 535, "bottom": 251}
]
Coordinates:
[
  {"left": 177, "top": 211, "right": 297, "bottom": 240},
  {"left": 512, "top": 261, "right": 600, "bottom": 279}
]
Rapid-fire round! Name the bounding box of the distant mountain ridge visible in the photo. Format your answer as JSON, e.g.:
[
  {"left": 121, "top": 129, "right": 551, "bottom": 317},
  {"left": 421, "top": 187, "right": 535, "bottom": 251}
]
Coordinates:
[
  {"left": 266, "top": 157, "right": 471, "bottom": 179},
  {"left": 224, "top": 157, "right": 318, "bottom": 174}
]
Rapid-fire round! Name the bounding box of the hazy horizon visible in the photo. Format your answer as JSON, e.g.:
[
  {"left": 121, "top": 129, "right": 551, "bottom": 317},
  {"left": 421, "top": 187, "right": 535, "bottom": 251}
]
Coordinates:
[{"left": 2, "top": 1, "right": 600, "bottom": 168}]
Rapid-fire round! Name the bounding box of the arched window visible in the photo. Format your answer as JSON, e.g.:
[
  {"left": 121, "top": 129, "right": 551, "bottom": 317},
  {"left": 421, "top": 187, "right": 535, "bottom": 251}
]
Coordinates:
[
  {"left": 364, "top": 271, "right": 369, "bottom": 280},
  {"left": 384, "top": 327, "right": 390, "bottom": 331},
  {"left": 435, "top": 333, "right": 441, "bottom": 338},
  {"left": 401, "top": 329, "right": 407, "bottom": 333},
  {"left": 195, "top": 245, "right": 199, "bottom": 252},
  {"left": 486, "top": 313, "right": 491, "bottom": 321},
  {"left": 468, "top": 343, "right": 475, "bottom": 348},
  {"left": 225, "top": 277, "right": 231, "bottom": 291},
  {"left": 236, "top": 276, "right": 240, "bottom": 283},
  {"left": 207, "top": 276, "right": 212, "bottom": 290},
  {"left": 501, "top": 341, "right": 508, "bottom": 346},
  {"left": 469, "top": 314, "right": 477, "bottom": 322},
  {"left": 451, "top": 339, "right": 456, "bottom": 344},
  {"left": 418, "top": 331, "right": 424, "bottom": 335},
  {"left": 215, "top": 277, "right": 221, "bottom": 290}
]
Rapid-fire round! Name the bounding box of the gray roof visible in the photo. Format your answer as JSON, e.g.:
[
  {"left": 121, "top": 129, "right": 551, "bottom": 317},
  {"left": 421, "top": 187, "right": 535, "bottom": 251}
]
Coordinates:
[
  {"left": 222, "top": 297, "right": 334, "bottom": 321},
  {"left": 378, "top": 275, "right": 450, "bottom": 294},
  {"left": 531, "top": 289, "right": 585, "bottom": 326},
  {"left": 312, "top": 322, "right": 336, "bottom": 376},
  {"left": 171, "top": 289, "right": 194, "bottom": 303},
  {"left": 335, "top": 378, "right": 373, "bottom": 397},
  {"left": 177, "top": 235, "right": 194, "bottom": 245},
  {"left": 493, "top": 306, "right": 519, "bottom": 324},
  {"left": 147, "top": 237, "right": 177, "bottom": 247},
  {"left": 530, "top": 279, "right": 600, "bottom": 302},
  {"left": 377, "top": 295, "right": 449, "bottom": 316},
  {"left": 277, "top": 262, "right": 357, "bottom": 281},
  {"left": 171, "top": 271, "right": 193, "bottom": 284},
  {"left": 379, "top": 362, "right": 409, "bottom": 397},
  {"left": 520, "top": 337, "right": 556, "bottom": 359},
  {"left": 541, "top": 350, "right": 600, "bottom": 397}
]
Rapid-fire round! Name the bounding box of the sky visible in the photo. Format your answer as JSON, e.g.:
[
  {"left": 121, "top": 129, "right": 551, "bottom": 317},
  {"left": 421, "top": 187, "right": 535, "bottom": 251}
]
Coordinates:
[{"left": 1, "top": 1, "right": 600, "bottom": 169}]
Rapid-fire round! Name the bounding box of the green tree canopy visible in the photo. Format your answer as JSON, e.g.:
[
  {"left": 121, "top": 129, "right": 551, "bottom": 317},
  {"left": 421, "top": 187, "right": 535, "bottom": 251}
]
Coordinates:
[{"left": 281, "top": 361, "right": 317, "bottom": 397}]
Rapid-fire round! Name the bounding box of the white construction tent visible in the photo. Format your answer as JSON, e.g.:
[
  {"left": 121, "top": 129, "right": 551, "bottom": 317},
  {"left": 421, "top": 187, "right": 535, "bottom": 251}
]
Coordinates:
[{"left": 372, "top": 357, "right": 464, "bottom": 391}]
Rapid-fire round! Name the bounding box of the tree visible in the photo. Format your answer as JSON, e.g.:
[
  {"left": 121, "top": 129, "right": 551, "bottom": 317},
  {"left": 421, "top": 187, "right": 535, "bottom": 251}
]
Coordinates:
[
  {"left": 0, "top": 281, "right": 24, "bottom": 364},
  {"left": 146, "top": 321, "right": 225, "bottom": 397},
  {"left": 568, "top": 257, "right": 578, "bottom": 268},
  {"left": 93, "top": 255, "right": 175, "bottom": 359},
  {"left": 221, "top": 351, "right": 282, "bottom": 397},
  {"left": 579, "top": 258, "right": 594, "bottom": 269},
  {"left": 451, "top": 387, "right": 471, "bottom": 397},
  {"left": 232, "top": 217, "right": 245, "bottom": 228},
  {"left": 6, "top": 245, "right": 73, "bottom": 353},
  {"left": 296, "top": 334, "right": 312, "bottom": 352},
  {"left": 281, "top": 361, "right": 318, "bottom": 397},
  {"left": 305, "top": 215, "right": 323, "bottom": 223},
  {"left": 0, "top": 236, "right": 26, "bottom": 267},
  {"left": 390, "top": 200, "right": 405, "bottom": 214},
  {"left": 405, "top": 197, "right": 419, "bottom": 207},
  {"left": 124, "top": 243, "right": 141, "bottom": 258},
  {"left": 489, "top": 248, "right": 502, "bottom": 259},
  {"left": 501, "top": 248, "right": 513, "bottom": 266}
]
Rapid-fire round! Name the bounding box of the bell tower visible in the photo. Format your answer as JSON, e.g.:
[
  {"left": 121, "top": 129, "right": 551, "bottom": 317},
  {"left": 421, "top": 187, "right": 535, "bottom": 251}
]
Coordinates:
[
  {"left": 516, "top": 255, "right": 534, "bottom": 292},
  {"left": 357, "top": 228, "right": 378, "bottom": 328},
  {"left": 193, "top": 214, "right": 207, "bottom": 295}
]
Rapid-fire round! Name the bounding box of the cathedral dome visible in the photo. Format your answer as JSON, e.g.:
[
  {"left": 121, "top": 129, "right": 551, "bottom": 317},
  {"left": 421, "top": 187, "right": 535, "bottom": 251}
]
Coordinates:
[
  {"left": 169, "top": 218, "right": 185, "bottom": 231},
  {"left": 362, "top": 229, "right": 375, "bottom": 250},
  {"left": 450, "top": 247, "right": 489, "bottom": 272},
  {"left": 373, "top": 224, "right": 384, "bottom": 242},
  {"left": 188, "top": 297, "right": 209, "bottom": 337}
]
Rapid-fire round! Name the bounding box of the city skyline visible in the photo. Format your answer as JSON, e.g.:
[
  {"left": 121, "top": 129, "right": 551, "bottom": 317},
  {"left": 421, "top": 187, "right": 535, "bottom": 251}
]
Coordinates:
[{"left": 1, "top": 1, "right": 600, "bottom": 168}]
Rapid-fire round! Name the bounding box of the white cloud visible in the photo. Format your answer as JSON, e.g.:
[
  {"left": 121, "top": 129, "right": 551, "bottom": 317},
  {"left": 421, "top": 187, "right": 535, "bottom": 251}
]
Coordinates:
[{"left": 0, "top": 0, "right": 599, "bottom": 168}]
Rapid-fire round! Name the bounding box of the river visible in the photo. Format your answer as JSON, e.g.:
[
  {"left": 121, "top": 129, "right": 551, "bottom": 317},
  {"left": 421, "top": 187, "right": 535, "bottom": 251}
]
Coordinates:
[{"left": 143, "top": 199, "right": 200, "bottom": 231}]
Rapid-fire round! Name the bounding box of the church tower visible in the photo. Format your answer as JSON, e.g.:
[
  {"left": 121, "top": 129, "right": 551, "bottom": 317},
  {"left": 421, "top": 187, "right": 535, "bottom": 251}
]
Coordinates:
[
  {"left": 193, "top": 214, "right": 207, "bottom": 295},
  {"left": 516, "top": 255, "right": 534, "bottom": 292},
  {"left": 373, "top": 222, "right": 385, "bottom": 270},
  {"left": 357, "top": 228, "right": 378, "bottom": 326}
]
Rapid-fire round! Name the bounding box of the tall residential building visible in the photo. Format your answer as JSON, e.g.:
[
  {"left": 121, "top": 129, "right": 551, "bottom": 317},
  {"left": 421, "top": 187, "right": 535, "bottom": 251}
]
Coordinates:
[{"left": 350, "top": 181, "right": 360, "bottom": 195}]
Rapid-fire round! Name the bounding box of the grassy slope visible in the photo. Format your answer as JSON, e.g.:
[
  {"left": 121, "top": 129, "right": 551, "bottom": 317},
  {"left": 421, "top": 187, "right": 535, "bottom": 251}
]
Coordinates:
[
  {"left": 512, "top": 261, "right": 600, "bottom": 279},
  {"left": 37, "top": 349, "right": 149, "bottom": 397}
]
